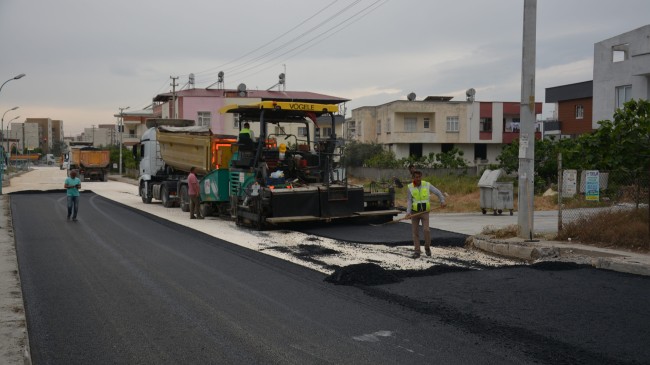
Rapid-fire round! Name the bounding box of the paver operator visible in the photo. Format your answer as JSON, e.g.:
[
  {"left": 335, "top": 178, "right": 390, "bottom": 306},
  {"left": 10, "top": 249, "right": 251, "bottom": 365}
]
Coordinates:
[{"left": 406, "top": 170, "right": 446, "bottom": 258}]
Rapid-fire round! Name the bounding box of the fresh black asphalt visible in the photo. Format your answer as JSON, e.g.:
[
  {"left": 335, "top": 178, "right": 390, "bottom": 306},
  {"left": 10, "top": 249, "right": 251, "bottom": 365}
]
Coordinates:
[
  {"left": 296, "top": 221, "right": 468, "bottom": 247},
  {"left": 12, "top": 192, "right": 650, "bottom": 364}
]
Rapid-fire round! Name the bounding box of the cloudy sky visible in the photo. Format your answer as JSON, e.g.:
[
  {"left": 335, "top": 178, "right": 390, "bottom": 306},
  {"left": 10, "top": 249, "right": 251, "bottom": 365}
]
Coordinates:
[{"left": 1, "top": 0, "right": 649, "bottom": 135}]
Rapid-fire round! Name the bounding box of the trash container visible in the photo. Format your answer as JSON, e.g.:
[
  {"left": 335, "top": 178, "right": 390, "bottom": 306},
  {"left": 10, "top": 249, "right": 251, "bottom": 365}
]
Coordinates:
[{"left": 478, "top": 169, "right": 514, "bottom": 216}]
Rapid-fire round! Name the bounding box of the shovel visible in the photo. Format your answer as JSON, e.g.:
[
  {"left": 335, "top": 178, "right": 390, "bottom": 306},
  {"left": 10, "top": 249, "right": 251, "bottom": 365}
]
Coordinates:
[{"left": 370, "top": 209, "right": 434, "bottom": 227}]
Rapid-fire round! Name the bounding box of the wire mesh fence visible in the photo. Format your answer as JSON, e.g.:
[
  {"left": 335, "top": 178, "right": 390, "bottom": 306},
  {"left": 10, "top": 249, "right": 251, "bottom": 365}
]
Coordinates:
[{"left": 557, "top": 163, "right": 650, "bottom": 248}]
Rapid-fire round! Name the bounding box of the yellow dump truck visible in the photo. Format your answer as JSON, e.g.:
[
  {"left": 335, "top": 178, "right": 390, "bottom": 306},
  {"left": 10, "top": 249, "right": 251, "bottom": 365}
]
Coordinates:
[{"left": 69, "top": 147, "right": 111, "bottom": 181}]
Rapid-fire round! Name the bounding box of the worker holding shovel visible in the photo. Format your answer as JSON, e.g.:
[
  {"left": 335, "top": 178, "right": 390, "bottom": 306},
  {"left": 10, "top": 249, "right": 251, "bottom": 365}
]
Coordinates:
[{"left": 406, "top": 170, "right": 446, "bottom": 258}]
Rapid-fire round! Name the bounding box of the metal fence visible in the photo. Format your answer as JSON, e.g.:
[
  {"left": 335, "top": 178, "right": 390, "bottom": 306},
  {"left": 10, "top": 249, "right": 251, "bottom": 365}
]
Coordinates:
[{"left": 557, "top": 156, "right": 649, "bottom": 247}]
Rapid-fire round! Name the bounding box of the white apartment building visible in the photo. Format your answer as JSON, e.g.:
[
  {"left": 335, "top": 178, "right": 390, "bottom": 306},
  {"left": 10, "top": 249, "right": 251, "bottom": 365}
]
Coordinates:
[
  {"left": 593, "top": 24, "right": 650, "bottom": 124},
  {"left": 9, "top": 123, "right": 40, "bottom": 152}
]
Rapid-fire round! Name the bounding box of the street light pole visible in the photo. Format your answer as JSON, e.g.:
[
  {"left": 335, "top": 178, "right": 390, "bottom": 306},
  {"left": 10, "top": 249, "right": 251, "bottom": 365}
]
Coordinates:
[
  {"left": 0, "top": 73, "right": 26, "bottom": 195},
  {"left": 1, "top": 106, "right": 19, "bottom": 149},
  {"left": 118, "top": 106, "right": 129, "bottom": 175}
]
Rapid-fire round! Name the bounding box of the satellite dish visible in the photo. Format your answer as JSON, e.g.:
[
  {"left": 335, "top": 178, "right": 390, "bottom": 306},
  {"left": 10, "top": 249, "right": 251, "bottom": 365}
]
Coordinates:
[
  {"left": 466, "top": 88, "right": 476, "bottom": 101},
  {"left": 407, "top": 92, "right": 416, "bottom": 101}
]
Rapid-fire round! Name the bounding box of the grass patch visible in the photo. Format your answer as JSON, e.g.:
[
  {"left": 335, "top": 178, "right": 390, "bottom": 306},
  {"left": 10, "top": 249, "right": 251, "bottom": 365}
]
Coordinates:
[
  {"left": 481, "top": 224, "right": 520, "bottom": 239},
  {"left": 556, "top": 208, "right": 649, "bottom": 251}
]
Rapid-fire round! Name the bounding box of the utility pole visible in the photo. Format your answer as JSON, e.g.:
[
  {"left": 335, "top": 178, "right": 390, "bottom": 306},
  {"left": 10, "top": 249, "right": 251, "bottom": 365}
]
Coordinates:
[
  {"left": 118, "top": 106, "right": 129, "bottom": 175},
  {"left": 518, "top": 0, "right": 537, "bottom": 240},
  {"left": 170, "top": 76, "right": 179, "bottom": 119}
]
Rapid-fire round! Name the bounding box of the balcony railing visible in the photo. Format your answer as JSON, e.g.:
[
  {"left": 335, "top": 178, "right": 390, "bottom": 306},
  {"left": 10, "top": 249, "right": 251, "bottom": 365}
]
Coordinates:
[{"left": 544, "top": 120, "right": 561, "bottom": 131}]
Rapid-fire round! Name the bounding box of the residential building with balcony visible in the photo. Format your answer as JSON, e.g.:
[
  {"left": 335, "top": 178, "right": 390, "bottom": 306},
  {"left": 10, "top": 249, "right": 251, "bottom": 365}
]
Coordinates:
[
  {"left": 113, "top": 107, "right": 154, "bottom": 147},
  {"left": 349, "top": 96, "right": 541, "bottom": 166},
  {"left": 151, "top": 87, "right": 348, "bottom": 141},
  {"left": 593, "top": 24, "right": 650, "bottom": 125},
  {"left": 545, "top": 80, "right": 594, "bottom": 138}
]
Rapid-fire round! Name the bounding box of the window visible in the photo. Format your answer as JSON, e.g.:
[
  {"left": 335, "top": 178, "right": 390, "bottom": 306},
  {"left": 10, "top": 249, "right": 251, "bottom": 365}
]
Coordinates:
[
  {"left": 446, "top": 116, "right": 459, "bottom": 132},
  {"left": 315, "top": 127, "right": 331, "bottom": 138},
  {"left": 297, "top": 127, "right": 308, "bottom": 137},
  {"left": 508, "top": 118, "right": 520, "bottom": 132},
  {"left": 480, "top": 118, "right": 492, "bottom": 132},
  {"left": 612, "top": 43, "right": 629, "bottom": 62},
  {"left": 616, "top": 85, "right": 632, "bottom": 109},
  {"left": 233, "top": 114, "right": 240, "bottom": 128},
  {"left": 376, "top": 120, "right": 381, "bottom": 134},
  {"left": 404, "top": 117, "right": 417, "bottom": 132},
  {"left": 386, "top": 117, "right": 391, "bottom": 134},
  {"left": 575, "top": 105, "right": 584, "bottom": 119},
  {"left": 197, "top": 111, "right": 211, "bottom": 127},
  {"left": 274, "top": 125, "right": 287, "bottom": 135},
  {"left": 423, "top": 117, "right": 430, "bottom": 129}
]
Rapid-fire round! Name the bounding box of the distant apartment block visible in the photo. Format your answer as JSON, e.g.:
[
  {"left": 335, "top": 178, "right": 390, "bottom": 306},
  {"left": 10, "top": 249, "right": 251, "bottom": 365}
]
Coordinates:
[
  {"left": 9, "top": 123, "right": 40, "bottom": 152},
  {"left": 593, "top": 24, "right": 650, "bottom": 125},
  {"left": 350, "top": 96, "right": 542, "bottom": 166}
]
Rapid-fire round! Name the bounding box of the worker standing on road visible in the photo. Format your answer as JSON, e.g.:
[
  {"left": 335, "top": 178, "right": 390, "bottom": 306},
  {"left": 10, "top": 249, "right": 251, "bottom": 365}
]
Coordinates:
[
  {"left": 64, "top": 169, "right": 81, "bottom": 221},
  {"left": 188, "top": 167, "right": 203, "bottom": 220},
  {"left": 406, "top": 170, "right": 446, "bottom": 258}
]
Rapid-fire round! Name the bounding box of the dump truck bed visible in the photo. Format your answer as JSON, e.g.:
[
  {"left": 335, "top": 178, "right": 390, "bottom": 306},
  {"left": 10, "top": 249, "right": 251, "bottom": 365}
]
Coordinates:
[
  {"left": 157, "top": 127, "right": 236, "bottom": 175},
  {"left": 71, "top": 149, "right": 110, "bottom": 168}
]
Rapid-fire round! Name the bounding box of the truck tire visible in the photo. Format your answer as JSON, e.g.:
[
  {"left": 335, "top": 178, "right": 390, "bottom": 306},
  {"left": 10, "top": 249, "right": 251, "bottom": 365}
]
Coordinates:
[
  {"left": 140, "top": 183, "right": 152, "bottom": 204},
  {"left": 161, "top": 185, "right": 173, "bottom": 208},
  {"left": 179, "top": 185, "right": 190, "bottom": 212},
  {"left": 200, "top": 203, "right": 212, "bottom": 218}
]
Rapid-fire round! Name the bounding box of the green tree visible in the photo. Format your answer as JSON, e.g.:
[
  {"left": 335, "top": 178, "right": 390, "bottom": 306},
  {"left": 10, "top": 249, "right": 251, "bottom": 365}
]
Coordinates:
[
  {"left": 365, "top": 149, "right": 400, "bottom": 168},
  {"left": 342, "top": 141, "right": 385, "bottom": 167},
  {"left": 433, "top": 147, "right": 468, "bottom": 169},
  {"left": 50, "top": 141, "right": 67, "bottom": 157}
]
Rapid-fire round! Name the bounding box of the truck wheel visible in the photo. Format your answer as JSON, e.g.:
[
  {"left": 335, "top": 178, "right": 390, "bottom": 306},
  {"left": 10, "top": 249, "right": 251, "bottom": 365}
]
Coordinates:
[
  {"left": 200, "top": 203, "right": 212, "bottom": 218},
  {"left": 180, "top": 185, "right": 190, "bottom": 212},
  {"left": 140, "top": 183, "right": 152, "bottom": 204},
  {"left": 161, "top": 185, "right": 173, "bottom": 208}
]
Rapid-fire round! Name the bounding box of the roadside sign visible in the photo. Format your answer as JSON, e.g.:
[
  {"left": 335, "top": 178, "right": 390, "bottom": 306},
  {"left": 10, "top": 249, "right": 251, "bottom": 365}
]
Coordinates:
[
  {"left": 562, "top": 169, "right": 577, "bottom": 197},
  {"left": 585, "top": 170, "right": 600, "bottom": 201}
]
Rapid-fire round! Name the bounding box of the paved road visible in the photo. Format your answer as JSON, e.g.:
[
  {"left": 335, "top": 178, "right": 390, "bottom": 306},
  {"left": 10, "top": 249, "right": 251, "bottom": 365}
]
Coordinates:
[
  {"left": 13, "top": 192, "right": 512, "bottom": 364},
  {"left": 13, "top": 192, "right": 650, "bottom": 364}
]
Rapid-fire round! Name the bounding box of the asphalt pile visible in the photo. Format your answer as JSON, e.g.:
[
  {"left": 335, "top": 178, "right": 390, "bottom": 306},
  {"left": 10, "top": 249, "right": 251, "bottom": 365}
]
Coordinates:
[{"left": 324, "top": 263, "right": 403, "bottom": 286}]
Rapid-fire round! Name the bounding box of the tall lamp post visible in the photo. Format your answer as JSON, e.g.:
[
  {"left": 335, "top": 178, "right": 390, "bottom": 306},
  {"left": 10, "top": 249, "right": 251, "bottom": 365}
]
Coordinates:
[
  {"left": 0, "top": 73, "right": 26, "bottom": 195},
  {"left": 1, "top": 106, "right": 19, "bottom": 148},
  {"left": 118, "top": 106, "right": 129, "bottom": 175}
]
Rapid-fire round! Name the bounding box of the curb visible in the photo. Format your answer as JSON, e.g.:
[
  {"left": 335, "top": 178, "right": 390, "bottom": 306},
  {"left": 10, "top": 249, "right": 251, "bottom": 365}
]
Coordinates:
[
  {"left": 470, "top": 235, "right": 650, "bottom": 277},
  {"left": 591, "top": 257, "right": 650, "bottom": 277},
  {"left": 469, "top": 236, "right": 559, "bottom": 261}
]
